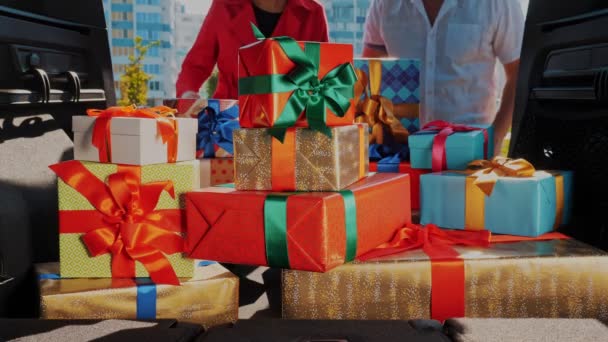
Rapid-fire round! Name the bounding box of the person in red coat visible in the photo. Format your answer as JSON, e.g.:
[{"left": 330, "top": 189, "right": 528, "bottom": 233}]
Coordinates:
[{"left": 176, "top": 0, "right": 330, "bottom": 100}]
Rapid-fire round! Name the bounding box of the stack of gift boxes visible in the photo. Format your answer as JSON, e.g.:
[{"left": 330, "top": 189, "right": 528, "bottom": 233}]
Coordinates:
[
  {"left": 40, "top": 26, "right": 608, "bottom": 327},
  {"left": 42, "top": 106, "right": 239, "bottom": 328},
  {"left": 185, "top": 32, "right": 412, "bottom": 272},
  {"left": 177, "top": 97, "right": 239, "bottom": 188},
  {"left": 281, "top": 57, "right": 608, "bottom": 321}
]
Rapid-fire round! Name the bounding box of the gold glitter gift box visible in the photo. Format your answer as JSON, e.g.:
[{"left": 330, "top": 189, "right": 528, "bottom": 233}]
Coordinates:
[
  {"left": 233, "top": 124, "right": 369, "bottom": 191},
  {"left": 282, "top": 238, "right": 608, "bottom": 321},
  {"left": 38, "top": 261, "right": 238, "bottom": 328}
]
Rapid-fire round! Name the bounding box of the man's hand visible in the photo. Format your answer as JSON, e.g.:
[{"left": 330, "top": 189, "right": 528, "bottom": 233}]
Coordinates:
[
  {"left": 493, "top": 59, "right": 520, "bottom": 156},
  {"left": 362, "top": 44, "right": 389, "bottom": 58}
]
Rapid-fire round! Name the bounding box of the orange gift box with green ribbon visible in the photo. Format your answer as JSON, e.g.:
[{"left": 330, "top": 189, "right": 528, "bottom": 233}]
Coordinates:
[
  {"left": 185, "top": 173, "right": 411, "bottom": 272},
  {"left": 238, "top": 25, "right": 356, "bottom": 142},
  {"left": 50, "top": 160, "right": 200, "bottom": 285},
  {"left": 420, "top": 157, "right": 573, "bottom": 237}
]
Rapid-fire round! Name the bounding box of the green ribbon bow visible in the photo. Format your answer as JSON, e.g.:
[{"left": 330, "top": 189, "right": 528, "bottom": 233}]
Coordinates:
[
  {"left": 239, "top": 23, "right": 357, "bottom": 142},
  {"left": 264, "top": 190, "right": 358, "bottom": 269}
]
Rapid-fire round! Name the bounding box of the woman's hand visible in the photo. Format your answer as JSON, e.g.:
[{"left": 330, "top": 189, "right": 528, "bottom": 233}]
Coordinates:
[{"left": 181, "top": 91, "right": 200, "bottom": 99}]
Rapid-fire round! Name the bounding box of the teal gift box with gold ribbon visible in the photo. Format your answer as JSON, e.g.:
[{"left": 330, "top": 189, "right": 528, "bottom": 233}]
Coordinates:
[
  {"left": 185, "top": 173, "right": 411, "bottom": 272},
  {"left": 238, "top": 24, "right": 356, "bottom": 142},
  {"left": 420, "top": 158, "right": 573, "bottom": 237}
]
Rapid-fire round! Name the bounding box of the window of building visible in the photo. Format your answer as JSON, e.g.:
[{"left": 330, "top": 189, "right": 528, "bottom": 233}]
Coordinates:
[
  {"left": 148, "top": 80, "right": 161, "bottom": 91},
  {"left": 148, "top": 47, "right": 159, "bottom": 57}
]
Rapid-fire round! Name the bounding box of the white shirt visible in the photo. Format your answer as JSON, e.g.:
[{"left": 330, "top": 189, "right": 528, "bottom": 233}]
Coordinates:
[{"left": 364, "top": 0, "right": 525, "bottom": 125}]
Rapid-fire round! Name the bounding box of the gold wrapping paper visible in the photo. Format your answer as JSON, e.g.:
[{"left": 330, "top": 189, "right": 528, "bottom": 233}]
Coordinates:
[
  {"left": 233, "top": 125, "right": 369, "bottom": 191},
  {"left": 39, "top": 262, "right": 238, "bottom": 328},
  {"left": 282, "top": 239, "right": 608, "bottom": 321}
]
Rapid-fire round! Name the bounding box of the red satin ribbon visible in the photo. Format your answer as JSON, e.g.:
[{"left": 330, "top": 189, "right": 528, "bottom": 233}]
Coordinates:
[
  {"left": 420, "top": 120, "right": 489, "bottom": 172},
  {"left": 50, "top": 160, "right": 184, "bottom": 285},
  {"left": 87, "top": 106, "right": 179, "bottom": 163},
  {"left": 358, "top": 223, "right": 490, "bottom": 321},
  {"left": 358, "top": 224, "right": 571, "bottom": 321}
]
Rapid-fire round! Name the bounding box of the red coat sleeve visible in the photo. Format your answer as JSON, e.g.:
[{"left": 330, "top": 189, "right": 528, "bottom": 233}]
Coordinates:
[
  {"left": 176, "top": 1, "right": 220, "bottom": 97},
  {"left": 315, "top": 4, "right": 330, "bottom": 43}
]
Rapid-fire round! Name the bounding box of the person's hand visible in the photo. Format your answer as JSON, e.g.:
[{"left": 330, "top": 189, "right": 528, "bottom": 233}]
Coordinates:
[
  {"left": 492, "top": 124, "right": 509, "bottom": 157},
  {"left": 180, "top": 91, "right": 200, "bottom": 99}
]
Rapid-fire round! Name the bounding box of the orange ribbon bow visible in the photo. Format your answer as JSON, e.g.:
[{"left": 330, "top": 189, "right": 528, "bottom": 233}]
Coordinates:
[
  {"left": 354, "top": 61, "right": 414, "bottom": 145},
  {"left": 87, "top": 105, "right": 179, "bottom": 163},
  {"left": 466, "top": 157, "right": 536, "bottom": 196},
  {"left": 50, "top": 160, "right": 185, "bottom": 285}
]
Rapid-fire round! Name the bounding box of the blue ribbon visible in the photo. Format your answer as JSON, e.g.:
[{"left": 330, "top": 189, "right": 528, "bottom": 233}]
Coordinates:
[
  {"left": 197, "top": 100, "right": 240, "bottom": 158},
  {"left": 197, "top": 260, "right": 217, "bottom": 266},
  {"left": 38, "top": 273, "right": 60, "bottom": 280},
  {"left": 135, "top": 279, "right": 157, "bottom": 320},
  {"left": 369, "top": 143, "right": 409, "bottom": 163}
]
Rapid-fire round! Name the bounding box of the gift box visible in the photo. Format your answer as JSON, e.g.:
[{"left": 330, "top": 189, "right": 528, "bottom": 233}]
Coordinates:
[
  {"left": 370, "top": 161, "right": 429, "bottom": 210},
  {"left": 238, "top": 30, "right": 356, "bottom": 141},
  {"left": 73, "top": 106, "right": 197, "bottom": 165},
  {"left": 233, "top": 124, "right": 369, "bottom": 191},
  {"left": 200, "top": 158, "right": 234, "bottom": 188},
  {"left": 51, "top": 160, "right": 200, "bottom": 284},
  {"left": 185, "top": 173, "right": 411, "bottom": 272},
  {"left": 354, "top": 58, "right": 421, "bottom": 146},
  {"left": 192, "top": 99, "right": 239, "bottom": 159},
  {"left": 420, "top": 158, "right": 573, "bottom": 237},
  {"left": 409, "top": 121, "right": 494, "bottom": 171},
  {"left": 38, "top": 261, "right": 238, "bottom": 328},
  {"left": 282, "top": 227, "right": 608, "bottom": 322}
]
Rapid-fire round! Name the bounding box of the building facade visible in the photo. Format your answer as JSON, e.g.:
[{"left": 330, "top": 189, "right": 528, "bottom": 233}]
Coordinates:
[
  {"left": 102, "top": 0, "right": 177, "bottom": 103},
  {"left": 174, "top": 2, "right": 205, "bottom": 74},
  {"left": 323, "top": 0, "right": 370, "bottom": 56}
]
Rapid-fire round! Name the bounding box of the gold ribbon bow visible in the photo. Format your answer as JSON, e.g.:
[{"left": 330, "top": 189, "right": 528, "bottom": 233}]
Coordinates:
[
  {"left": 354, "top": 61, "right": 415, "bottom": 145},
  {"left": 466, "top": 157, "right": 536, "bottom": 196}
]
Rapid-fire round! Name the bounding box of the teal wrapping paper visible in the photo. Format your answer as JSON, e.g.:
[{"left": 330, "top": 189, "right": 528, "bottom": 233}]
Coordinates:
[
  {"left": 420, "top": 170, "right": 573, "bottom": 236},
  {"left": 409, "top": 124, "right": 494, "bottom": 170}
]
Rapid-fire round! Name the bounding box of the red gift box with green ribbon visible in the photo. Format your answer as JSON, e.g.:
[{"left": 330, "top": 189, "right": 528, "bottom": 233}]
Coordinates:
[
  {"left": 238, "top": 25, "right": 356, "bottom": 142},
  {"left": 185, "top": 173, "right": 411, "bottom": 272}
]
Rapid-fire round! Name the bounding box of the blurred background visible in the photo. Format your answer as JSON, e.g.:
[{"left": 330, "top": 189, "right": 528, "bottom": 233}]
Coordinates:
[{"left": 103, "top": 0, "right": 530, "bottom": 105}]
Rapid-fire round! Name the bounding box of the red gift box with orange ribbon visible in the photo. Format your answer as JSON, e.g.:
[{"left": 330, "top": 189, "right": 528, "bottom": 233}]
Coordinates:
[
  {"left": 283, "top": 224, "right": 608, "bottom": 321},
  {"left": 51, "top": 160, "right": 200, "bottom": 285},
  {"left": 73, "top": 106, "right": 198, "bottom": 166}
]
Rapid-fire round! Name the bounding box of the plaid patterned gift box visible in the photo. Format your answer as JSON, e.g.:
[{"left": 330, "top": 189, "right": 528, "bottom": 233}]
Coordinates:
[{"left": 354, "top": 58, "right": 421, "bottom": 135}]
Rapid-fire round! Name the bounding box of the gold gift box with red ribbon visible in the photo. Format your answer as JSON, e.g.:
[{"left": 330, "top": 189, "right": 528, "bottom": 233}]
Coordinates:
[
  {"left": 51, "top": 160, "right": 200, "bottom": 285},
  {"left": 233, "top": 124, "right": 369, "bottom": 191},
  {"left": 283, "top": 226, "right": 608, "bottom": 322}
]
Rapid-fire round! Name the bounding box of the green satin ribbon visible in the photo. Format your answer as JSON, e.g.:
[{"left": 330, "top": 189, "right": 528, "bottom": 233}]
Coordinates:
[
  {"left": 339, "top": 190, "right": 358, "bottom": 262},
  {"left": 263, "top": 190, "right": 357, "bottom": 269},
  {"left": 239, "top": 23, "right": 357, "bottom": 142}
]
